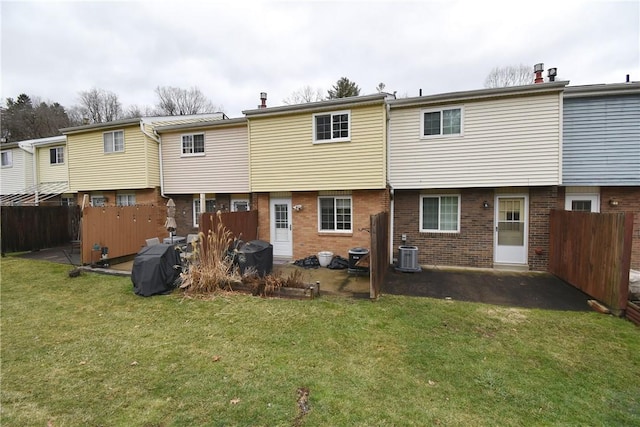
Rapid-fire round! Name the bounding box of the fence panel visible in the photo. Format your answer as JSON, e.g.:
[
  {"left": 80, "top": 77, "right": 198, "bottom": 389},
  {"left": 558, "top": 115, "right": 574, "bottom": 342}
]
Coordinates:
[
  {"left": 549, "top": 209, "right": 633, "bottom": 315},
  {"left": 1, "top": 206, "right": 80, "bottom": 253},
  {"left": 198, "top": 210, "right": 258, "bottom": 242},
  {"left": 81, "top": 205, "right": 165, "bottom": 264},
  {"left": 369, "top": 211, "right": 389, "bottom": 299}
]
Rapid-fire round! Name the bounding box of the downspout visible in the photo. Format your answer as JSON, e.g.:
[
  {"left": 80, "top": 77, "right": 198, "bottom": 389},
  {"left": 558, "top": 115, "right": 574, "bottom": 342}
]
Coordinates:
[
  {"left": 386, "top": 99, "right": 395, "bottom": 265},
  {"left": 139, "top": 120, "right": 166, "bottom": 198},
  {"left": 19, "top": 141, "right": 38, "bottom": 205}
]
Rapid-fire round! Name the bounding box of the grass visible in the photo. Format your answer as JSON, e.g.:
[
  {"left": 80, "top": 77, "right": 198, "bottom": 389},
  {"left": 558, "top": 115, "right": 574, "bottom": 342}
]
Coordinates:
[{"left": 1, "top": 257, "right": 639, "bottom": 426}]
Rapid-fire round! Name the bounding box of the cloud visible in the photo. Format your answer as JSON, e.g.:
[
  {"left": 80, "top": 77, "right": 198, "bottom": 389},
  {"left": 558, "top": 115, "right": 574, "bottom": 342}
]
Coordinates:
[{"left": 1, "top": 0, "right": 638, "bottom": 118}]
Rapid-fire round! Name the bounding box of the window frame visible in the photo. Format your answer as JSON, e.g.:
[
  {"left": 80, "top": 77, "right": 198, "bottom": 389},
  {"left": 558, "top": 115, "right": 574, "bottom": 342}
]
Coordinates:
[
  {"left": 565, "top": 193, "right": 600, "bottom": 213},
  {"left": 49, "top": 146, "right": 65, "bottom": 165},
  {"left": 312, "top": 110, "right": 351, "bottom": 144},
  {"left": 181, "top": 133, "right": 206, "bottom": 156},
  {"left": 1, "top": 150, "right": 12, "bottom": 167},
  {"left": 231, "top": 198, "right": 250, "bottom": 212},
  {"left": 420, "top": 106, "right": 463, "bottom": 138},
  {"left": 103, "top": 130, "right": 125, "bottom": 153},
  {"left": 419, "top": 194, "right": 461, "bottom": 233},
  {"left": 317, "top": 195, "right": 353, "bottom": 233},
  {"left": 90, "top": 195, "right": 106, "bottom": 207},
  {"left": 193, "top": 198, "right": 216, "bottom": 227},
  {"left": 0, "top": 150, "right": 13, "bottom": 168},
  {"left": 116, "top": 193, "right": 136, "bottom": 207}
]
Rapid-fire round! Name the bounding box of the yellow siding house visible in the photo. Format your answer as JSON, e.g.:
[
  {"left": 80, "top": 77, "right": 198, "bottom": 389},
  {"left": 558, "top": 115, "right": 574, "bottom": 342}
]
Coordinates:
[{"left": 243, "top": 93, "right": 393, "bottom": 260}]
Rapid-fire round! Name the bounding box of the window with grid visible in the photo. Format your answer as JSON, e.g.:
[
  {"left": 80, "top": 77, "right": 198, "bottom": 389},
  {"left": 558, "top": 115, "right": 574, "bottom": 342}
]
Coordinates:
[
  {"left": 1, "top": 151, "right": 12, "bottom": 167},
  {"left": 182, "top": 133, "right": 205, "bottom": 155},
  {"left": 319, "top": 196, "right": 352, "bottom": 232},
  {"left": 313, "top": 111, "right": 350, "bottom": 143},
  {"left": 422, "top": 108, "right": 462, "bottom": 137},
  {"left": 50, "top": 147, "right": 64, "bottom": 164},
  {"left": 420, "top": 195, "right": 460, "bottom": 232},
  {"left": 116, "top": 194, "right": 136, "bottom": 206},
  {"left": 103, "top": 130, "right": 124, "bottom": 153},
  {"left": 193, "top": 198, "right": 216, "bottom": 227}
]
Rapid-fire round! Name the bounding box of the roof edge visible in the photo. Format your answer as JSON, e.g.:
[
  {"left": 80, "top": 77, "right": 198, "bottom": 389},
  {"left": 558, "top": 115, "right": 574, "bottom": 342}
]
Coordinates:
[
  {"left": 389, "top": 81, "right": 569, "bottom": 108},
  {"left": 243, "top": 93, "right": 391, "bottom": 117},
  {"left": 155, "top": 117, "right": 247, "bottom": 133},
  {"left": 564, "top": 82, "right": 640, "bottom": 98}
]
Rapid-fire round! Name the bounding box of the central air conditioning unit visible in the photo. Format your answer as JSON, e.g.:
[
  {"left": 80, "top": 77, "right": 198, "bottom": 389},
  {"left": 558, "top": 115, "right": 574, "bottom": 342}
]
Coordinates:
[{"left": 396, "top": 245, "right": 421, "bottom": 272}]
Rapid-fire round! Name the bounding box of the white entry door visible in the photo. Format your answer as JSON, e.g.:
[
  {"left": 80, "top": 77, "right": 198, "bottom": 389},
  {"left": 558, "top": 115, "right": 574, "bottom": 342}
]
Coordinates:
[
  {"left": 270, "top": 198, "right": 292, "bottom": 257},
  {"left": 494, "top": 195, "right": 528, "bottom": 265}
]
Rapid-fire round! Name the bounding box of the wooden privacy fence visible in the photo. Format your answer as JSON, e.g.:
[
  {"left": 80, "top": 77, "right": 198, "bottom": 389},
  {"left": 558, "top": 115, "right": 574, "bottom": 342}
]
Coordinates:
[
  {"left": 81, "top": 205, "right": 165, "bottom": 264},
  {"left": 369, "top": 211, "right": 390, "bottom": 299},
  {"left": 549, "top": 209, "right": 633, "bottom": 315},
  {"left": 1, "top": 205, "right": 80, "bottom": 253},
  {"left": 199, "top": 210, "right": 258, "bottom": 242}
]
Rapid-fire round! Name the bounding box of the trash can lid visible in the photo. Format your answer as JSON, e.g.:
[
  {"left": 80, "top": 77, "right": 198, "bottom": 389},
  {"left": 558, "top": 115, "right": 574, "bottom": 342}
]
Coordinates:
[{"left": 349, "top": 247, "right": 369, "bottom": 254}]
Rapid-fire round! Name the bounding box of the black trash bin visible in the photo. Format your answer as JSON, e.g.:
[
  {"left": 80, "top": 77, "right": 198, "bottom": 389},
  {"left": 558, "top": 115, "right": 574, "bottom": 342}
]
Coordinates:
[
  {"left": 238, "top": 240, "right": 273, "bottom": 276},
  {"left": 348, "top": 247, "right": 369, "bottom": 274}
]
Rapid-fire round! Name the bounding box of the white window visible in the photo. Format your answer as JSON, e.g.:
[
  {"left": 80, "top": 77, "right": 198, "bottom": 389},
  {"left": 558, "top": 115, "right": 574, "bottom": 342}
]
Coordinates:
[
  {"left": 193, "top": 198, "right": 216, "bottom": 227},
  {"left": 313, "top": 110, "right": 351, "bottom": 143},
  {"left": 181, "top": 133, "right": 205, "bottom": 155},
  {"left": 91, "top": 195, "right": 106, "bottom": 207},
  {"left": 116, "top": 193, "right": 136, "bottom": 206},
  {"left": 420, "top": 195, "right": 460, "bottom": 232},
  {"left": 61, "top": 197, "right": 75, "bottom": 206},
  {"left": 50, "top": 147, "right": 64, "bottom": 165},
  {"left": 318, "top": 196, "right": 352, "bottom": 232},
  {"left": 103, "top": 130, "right": 124, "bottom": 153},
  {"left": 421, "top": 107, "right": 462, "bottom": 137},
  {"left": 231, "top": 199, "right": 250, "bottom": 212},
  {"left": 565, "top": 193, "right": 600, "bottom": 213},
  {"left": 1, "top": 150, "right": 12, "bottom": 167}
]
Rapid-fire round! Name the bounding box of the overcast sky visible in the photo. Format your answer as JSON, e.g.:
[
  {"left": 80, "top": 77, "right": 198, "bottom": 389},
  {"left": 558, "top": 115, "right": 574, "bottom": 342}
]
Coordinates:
[{"left": 1, "top": 0, "right": 639, "bottom": 118}]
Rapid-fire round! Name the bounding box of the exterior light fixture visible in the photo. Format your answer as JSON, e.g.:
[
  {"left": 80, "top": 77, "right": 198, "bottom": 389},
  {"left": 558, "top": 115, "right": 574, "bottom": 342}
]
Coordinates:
[
  {"left": 609, "top": 198, "right": 619, "bottom": 207},
  {"left": 483, "top": 201, "right": 490, "bottom": 209}
]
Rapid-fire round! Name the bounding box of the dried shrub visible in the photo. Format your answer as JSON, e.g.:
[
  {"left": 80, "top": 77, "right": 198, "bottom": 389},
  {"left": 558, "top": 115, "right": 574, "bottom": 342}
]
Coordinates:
[{"left": 180, "top": 212, "right": 241, "bottom": 295}]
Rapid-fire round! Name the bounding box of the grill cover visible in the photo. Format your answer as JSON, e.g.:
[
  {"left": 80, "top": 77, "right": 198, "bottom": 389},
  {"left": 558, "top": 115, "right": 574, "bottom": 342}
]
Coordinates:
[{"left": 132, "top": 244, "right": 181, "bottom": 297}]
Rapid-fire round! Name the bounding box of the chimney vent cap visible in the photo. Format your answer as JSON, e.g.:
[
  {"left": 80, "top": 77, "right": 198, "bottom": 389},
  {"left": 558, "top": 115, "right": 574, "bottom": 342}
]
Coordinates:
[{"left": 534, "top": 63, "right": 544, "bottom": 72}]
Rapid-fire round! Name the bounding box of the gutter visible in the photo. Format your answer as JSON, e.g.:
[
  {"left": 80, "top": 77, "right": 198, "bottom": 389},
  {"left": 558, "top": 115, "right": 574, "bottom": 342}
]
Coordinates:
[{"left": 138, "top": 120, "right": 167, "bottom": 198}]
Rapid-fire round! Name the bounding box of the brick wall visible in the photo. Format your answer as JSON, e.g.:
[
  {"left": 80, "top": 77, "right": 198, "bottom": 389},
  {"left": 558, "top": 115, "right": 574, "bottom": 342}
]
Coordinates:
[
  {"left": 601, "top": 186, "right": 640, "bottom": 269},
  {"left": 393, "top": 189, "right": 495, "bottom": 268},
  {"left": 528, "top": 186, "right": 558, "bottom": 271},
  {"left": 166, "top": 193, "right": 233, "bottom": 237},
  {"left": 256, "top": 189, "right": 389, "bottom": 260}
]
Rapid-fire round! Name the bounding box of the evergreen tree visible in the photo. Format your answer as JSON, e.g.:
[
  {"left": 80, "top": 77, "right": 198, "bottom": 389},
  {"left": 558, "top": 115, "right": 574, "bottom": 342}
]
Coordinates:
[{"left": 327, "top": 77, "right": 361, "bottom": 99}]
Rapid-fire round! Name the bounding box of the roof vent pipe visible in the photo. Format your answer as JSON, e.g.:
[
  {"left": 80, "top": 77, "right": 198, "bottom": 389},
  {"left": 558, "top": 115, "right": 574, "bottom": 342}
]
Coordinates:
[
  {"left": 419, "top": 88, "right": 422, "bottom": 96},
  {"left": 534, "top": 63, "right": 544, "bottom": 84},
  {"left": 627, "top": 74, "right": 630, "bottom": 83},
  {"left": 259, "top": 92, "right": 267, "bottom": 109},
  {"left": 547, "top": 68, "right": 557, "bottom": 82}
]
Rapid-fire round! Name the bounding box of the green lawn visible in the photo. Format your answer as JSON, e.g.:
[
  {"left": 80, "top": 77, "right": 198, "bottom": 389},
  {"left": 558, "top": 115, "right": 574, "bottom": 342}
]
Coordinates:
[{"left": 1, "top": 257, "right": 639, "bottom": 426}]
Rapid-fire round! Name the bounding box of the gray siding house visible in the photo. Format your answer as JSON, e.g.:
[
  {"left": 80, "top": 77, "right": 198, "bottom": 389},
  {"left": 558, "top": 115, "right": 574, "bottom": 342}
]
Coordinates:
[{"left": 562, "top": 82, "right": 640, "bottom": 268}]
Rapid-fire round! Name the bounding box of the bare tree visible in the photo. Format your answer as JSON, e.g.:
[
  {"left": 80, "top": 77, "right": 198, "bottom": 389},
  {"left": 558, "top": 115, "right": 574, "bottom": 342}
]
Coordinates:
[
  {"left": 77, "top": 88, "right": 123, "bottom": 123},
  {"left": 154, "top": 86, "right": 220, "bottom": 115},
  {"left": 282, "top": 86, "right": 324, "bottom": 105},
  {"left": 376, "top": 82, "right": 386, "bottom": 93},
  {"left": 484, "top": 64, "right": 532, "bottom": 88}
]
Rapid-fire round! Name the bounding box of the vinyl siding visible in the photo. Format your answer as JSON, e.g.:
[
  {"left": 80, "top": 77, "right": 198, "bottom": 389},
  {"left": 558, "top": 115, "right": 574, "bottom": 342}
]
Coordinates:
[
  {"left": 389, "top": 93, "right": 562, "bottom": 188},
  {"left": 37, "top": 145, "right": 68, "bottom": 184},
  {"left": 67, "top": 125, "right": 158, "bottom": 191},
  {"left": 1, "top": 147, "right": 32, "bottom": 194},
  {"left": 249, "top": 104, "right": 386, "bottom": 192},
  {"left": 563, "top": 95, "right": 640, "bottom": 185},
  {"left": 161, "top": 124, "right": 249, "bottom": 193}
]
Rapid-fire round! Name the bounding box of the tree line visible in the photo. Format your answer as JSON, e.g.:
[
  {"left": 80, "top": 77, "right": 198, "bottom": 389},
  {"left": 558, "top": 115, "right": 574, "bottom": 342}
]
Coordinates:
[{"left": 0, "top": 86, "right": 222, "bottom": 143}]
